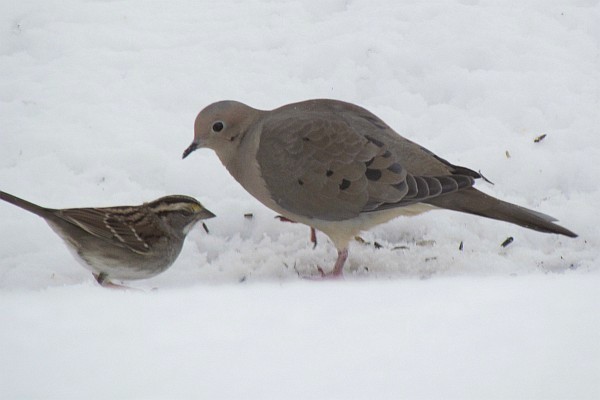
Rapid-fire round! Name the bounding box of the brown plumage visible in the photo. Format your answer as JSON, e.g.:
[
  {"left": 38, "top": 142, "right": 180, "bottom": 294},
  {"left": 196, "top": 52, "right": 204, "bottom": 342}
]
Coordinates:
[{"left": 0, "top": 191, "right": 215, "bottom": 287}]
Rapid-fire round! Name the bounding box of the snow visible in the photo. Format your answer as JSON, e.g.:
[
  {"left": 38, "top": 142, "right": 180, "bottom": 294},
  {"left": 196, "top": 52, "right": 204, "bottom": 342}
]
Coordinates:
[
  {"left": 2, "top": 277, "right": 599, "bottom": 399},
  {"left": 1, "top": 0, "right": 599, "bottom": 398}
]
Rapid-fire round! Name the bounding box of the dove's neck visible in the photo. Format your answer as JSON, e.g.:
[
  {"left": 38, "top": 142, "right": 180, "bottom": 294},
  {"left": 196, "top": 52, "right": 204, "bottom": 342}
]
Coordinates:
[
  {"left": 218, "top": 122, "right": 258, "bottom": 175},
  {"left": 220, "top": 123, "right": 287, "bottom": 215}
]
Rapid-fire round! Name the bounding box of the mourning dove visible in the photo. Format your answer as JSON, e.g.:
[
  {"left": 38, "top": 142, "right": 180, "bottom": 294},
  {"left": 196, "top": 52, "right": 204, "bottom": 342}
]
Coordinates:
[
  {"left": 183, "top": 99, "right": 577, "bottom": 277},
  {"left": 0, "top": 191, "right": 215, "bottom": 287}
]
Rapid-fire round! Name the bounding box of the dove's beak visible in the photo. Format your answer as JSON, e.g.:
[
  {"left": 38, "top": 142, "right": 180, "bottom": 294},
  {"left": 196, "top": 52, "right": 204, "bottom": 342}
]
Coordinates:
[{"left": 182, "top": 142, "right": 198, "bottom": 159}]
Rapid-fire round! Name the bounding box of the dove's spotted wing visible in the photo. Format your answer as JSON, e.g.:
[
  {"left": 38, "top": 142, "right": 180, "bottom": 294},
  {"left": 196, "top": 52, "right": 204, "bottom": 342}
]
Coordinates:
[{"left": 256, "top": 104, "right": 476, "bottom": 221}]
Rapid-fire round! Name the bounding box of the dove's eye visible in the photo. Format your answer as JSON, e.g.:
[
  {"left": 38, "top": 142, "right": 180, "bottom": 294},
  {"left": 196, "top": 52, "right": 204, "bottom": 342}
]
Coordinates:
[{"left": 212, "top": 121, "right": 224, "bottom": 133}]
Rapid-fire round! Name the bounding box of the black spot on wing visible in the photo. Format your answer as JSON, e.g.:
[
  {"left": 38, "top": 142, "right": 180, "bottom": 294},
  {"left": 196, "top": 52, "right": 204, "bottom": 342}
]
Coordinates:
[
  {"left": 365, "top": 168, "right": 382, "bottom": 181},
  {"left": 387, "top": 163, "right": 403, "bottom": 174},
  {"left": 339, "top": 179, "right": 351, "bottom": 190}
]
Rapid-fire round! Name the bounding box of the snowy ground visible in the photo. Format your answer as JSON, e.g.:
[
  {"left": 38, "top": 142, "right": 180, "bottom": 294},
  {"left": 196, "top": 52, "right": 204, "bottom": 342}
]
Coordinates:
[{"left": 1, "top": 0, "right": 599, "bottom": 398}]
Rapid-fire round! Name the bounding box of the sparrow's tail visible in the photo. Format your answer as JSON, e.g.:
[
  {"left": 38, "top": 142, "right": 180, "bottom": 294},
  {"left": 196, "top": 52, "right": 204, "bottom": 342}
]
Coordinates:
[
  {"left": 426, "top": 188, "right": 577, "bottom": 238},
  {"left": 0, "top": 190, "right": 52, "bottom": 219}
]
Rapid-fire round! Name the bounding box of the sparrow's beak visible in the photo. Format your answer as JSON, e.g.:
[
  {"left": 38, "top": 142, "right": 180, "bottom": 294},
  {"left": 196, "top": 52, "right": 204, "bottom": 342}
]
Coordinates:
[
  {"left": 182, "top": 142, "right": 198, "bottom": 159},
  {"left": 199, "top": 208, "right": 216, "bottom": 219}
]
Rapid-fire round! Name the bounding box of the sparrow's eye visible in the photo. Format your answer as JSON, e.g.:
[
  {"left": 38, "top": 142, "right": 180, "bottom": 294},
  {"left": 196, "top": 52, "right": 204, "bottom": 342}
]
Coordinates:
[
  {"left": 178, "top": 207, "right": 192, "bottom": 216},
  {"left": 212, "top": 121, "right": 224, "bottom": 133}
]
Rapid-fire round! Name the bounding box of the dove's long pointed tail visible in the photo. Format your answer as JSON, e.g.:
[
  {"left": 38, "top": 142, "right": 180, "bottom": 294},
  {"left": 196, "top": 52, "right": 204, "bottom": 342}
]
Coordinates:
[
  {"left": 0, "top": 190, "right": 52, "bottom": 219},
  {"left": 426, "top": 188, "right": 577, "bottom": 238}
]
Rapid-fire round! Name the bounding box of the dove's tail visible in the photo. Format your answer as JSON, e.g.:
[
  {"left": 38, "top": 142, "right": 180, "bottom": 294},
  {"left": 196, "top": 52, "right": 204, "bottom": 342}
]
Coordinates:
[
  {"left": 0, "top": 190, "right": 51, "bottom": 219},
  {"left": 426, "top": 188, "right": 577, "bottom": 238}
]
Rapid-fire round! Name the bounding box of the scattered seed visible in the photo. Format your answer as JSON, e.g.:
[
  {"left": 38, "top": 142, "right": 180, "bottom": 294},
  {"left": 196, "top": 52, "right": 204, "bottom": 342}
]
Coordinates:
[
  {"left": 534, "top": 134, "right": 547, "bottom": 143},
  {"left": 505, "top": 150, "right": 511, "bottom": 158},
  {"left": 392, "top": 245, "right": 409, "bottom": 250},
  {"left": 275, "top": 215, "right": 297, "bottom": 223},
  {"left": 244, "top": 213, "right": 253, "bottom": 219},
  {"left": 501, "top": 236, "right": 514, "bottom": 247},
  {"left": 459, "top": 241, "right": 464, "bottom": 251},
  {"left": 354, "top": 236, "right": 367, "bottom": 244},
  {"left": 202, "top": 222, "right": 209, "bottom": 234},
  {"left": 416, "top": 240, "right": 436, "bottom": 247},
  {"left": 424, "top": 256, "right": 437, "bottom": 262},
  {"left": 354, "top": 236, "right": 384, "bottom": 249}
]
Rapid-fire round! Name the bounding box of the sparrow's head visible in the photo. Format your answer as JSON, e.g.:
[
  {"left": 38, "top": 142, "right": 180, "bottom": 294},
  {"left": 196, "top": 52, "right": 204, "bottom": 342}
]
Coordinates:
[{"left": 148, "top": 195, "right": 215, "bottom": 235}]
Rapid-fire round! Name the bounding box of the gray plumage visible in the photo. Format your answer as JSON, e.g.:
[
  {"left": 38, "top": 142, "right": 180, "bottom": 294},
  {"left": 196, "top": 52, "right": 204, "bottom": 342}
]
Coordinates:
[{"left": 183, "top": 99, "right": 576, "bottom": 277}]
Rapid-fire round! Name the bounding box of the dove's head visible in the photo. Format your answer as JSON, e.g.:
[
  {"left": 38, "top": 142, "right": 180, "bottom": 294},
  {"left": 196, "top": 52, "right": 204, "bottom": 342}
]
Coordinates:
[{"left": 183, "top": 100, "right": 261, "bottom": 162}]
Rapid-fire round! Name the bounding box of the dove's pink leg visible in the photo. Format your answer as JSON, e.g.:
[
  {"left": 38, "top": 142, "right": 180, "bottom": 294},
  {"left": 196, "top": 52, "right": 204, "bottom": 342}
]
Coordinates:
[
  {"left": 316, "top": 248, "right": 348, "bottom": 279},
  {"left": 331, "top": 248, "right": 348, "bottom": 276}
]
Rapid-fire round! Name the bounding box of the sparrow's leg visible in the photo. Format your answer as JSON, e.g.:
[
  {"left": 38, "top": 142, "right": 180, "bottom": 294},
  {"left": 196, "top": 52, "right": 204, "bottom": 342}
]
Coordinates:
[{"left": 93, "top": 273, "right": 131, "bottom": 290}]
